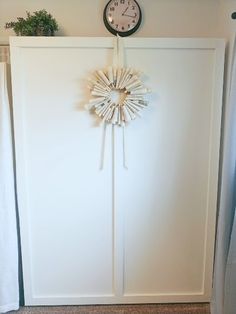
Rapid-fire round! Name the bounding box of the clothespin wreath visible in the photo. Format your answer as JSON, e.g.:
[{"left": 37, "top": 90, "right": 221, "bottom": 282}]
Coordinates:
[{"left": 85, "top": 35, "right": 151, "bottom": 169}]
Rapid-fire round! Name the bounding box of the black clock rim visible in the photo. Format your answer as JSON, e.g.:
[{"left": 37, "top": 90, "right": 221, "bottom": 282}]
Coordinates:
[{"left": 103, "top": 0, "right": 142, "bottom": 37}]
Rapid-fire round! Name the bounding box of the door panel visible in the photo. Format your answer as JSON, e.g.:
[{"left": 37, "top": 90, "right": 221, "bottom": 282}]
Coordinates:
[{"left": 10, "top": 37, "right": 224, "bottom": 304}]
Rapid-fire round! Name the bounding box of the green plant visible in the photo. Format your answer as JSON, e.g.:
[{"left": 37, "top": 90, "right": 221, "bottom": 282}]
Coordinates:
[{"left": 5, "top": 9, "right": 59, "bottom": 36}]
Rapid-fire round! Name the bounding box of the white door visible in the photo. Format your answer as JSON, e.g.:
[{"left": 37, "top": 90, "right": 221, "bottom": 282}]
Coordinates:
[{"left": 10, "top": 37, "right": 225, "bottom": 305}]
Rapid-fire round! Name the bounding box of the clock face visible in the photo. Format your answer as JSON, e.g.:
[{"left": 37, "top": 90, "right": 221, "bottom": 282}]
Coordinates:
[{"left": 103, "top": 0, "right": 142, "bottom": 37}]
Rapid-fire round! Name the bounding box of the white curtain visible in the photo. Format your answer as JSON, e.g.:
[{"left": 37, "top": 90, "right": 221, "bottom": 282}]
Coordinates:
[
  {"left": 0, "top": 60, "right": 19, "bottom": 312},
  {"left": 225, "top": 211, "right": 236, "bottom": 314},
  {"left": 212, "top": 37, "right": 236, "bottom": 314}
]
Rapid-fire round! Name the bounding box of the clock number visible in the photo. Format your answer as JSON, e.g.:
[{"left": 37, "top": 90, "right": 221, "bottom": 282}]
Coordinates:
[
  {"left": 120, "top": 0, "right": 125, "bottom": 3},
  {"left": 110, "top": 7, "right": 115, "bottom": 11},
  {"left": 114, "top": 1, "right": 118, "bottom": 6},
  {"left": 132, "top": 5, "right": 135, "bottom": 10},
  {"left": 116, "top": 24, "right": 119, "bottom": 28}
]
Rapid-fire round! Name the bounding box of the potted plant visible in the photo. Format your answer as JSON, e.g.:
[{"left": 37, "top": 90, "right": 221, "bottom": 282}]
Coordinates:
[{"left": 5, "top": 9, "right": 59, "bottom": 36}]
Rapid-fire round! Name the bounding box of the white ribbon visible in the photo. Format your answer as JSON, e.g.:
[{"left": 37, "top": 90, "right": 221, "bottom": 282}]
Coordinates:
[
  {"left": 100, "top": 35, "right": 127, "bottom": 170},
  {"left": 122, "top": 125, "right": 128, "bottom": 169},
  {"left": 100, "top": 122, "right": 107, "bottom": 170},
  {"left": 113, "top": 34, "right": 124, "bottom": 68}
]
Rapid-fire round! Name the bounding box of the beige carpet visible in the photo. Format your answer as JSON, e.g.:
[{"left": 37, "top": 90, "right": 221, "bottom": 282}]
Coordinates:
[{"left": 13, "top": 304, "right": 210, "bottom": 314}]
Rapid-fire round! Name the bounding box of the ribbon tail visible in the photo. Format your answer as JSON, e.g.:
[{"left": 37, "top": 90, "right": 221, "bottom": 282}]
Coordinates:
[
  {"left": 122, "top": 125, "right": 128, "bottom": 169},
  {"left": 100, "top": 122, "right": 107, "bottom": 170}
]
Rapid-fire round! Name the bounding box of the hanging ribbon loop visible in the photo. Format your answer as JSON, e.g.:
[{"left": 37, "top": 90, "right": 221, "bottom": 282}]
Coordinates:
[{"left": 113, "top": 34, "right": 124, "bottom": 69}]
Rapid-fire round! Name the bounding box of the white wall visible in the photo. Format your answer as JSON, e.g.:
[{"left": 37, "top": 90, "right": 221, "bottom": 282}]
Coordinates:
[
  {"left": 218, "top": 1, "right": 236, "bottom": 41},
  {"left": 0, "top": 0, "right": 223, "bottom": 38}
]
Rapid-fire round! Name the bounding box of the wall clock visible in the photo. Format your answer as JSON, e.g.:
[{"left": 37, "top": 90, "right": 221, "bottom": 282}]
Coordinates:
[{"left": 103, "top": 0, "right": 142, "bottom": 37}]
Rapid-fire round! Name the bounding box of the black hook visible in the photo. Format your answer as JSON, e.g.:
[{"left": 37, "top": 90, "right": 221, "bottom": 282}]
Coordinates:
[{"left": 232, "top": 12, "right": 236, "bottom": 19}]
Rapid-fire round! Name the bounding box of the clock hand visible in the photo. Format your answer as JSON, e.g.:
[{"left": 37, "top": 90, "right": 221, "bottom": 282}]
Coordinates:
[
  {"left": 122, "top": 7, "right": 129, "bottom": 16},
  {"left": 122, "top": 13, "right": 136, "bottom": 18}
]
